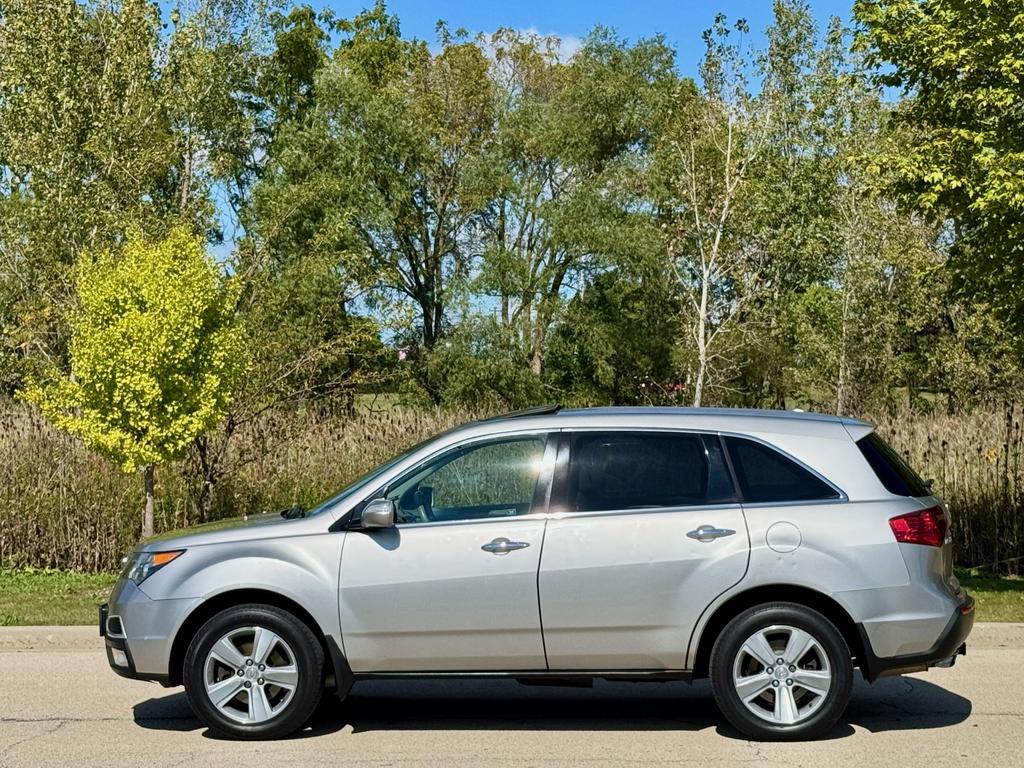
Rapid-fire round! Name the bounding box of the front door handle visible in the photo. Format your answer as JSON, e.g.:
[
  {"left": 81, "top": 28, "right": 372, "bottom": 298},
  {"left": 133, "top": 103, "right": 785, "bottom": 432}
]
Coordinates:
[
  {"left": 687, "top": 525, "right": 736, "bottom": 543},
  {"left": 481, "top": 537, "right": 530, "bottom": 555}
]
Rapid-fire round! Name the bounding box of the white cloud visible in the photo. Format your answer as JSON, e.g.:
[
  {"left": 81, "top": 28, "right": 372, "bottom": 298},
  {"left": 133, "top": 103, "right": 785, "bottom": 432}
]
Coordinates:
[
  {"left": 512, "top": 26, "right": 584, "bottom": 62},
  {"left": 430, "top": 26, "right": 585, "bottom": 63}
]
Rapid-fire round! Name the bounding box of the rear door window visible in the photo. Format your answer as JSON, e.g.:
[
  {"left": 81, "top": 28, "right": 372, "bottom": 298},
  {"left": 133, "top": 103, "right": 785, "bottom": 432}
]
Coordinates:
[
  {"left": 856, "top": 432, "right": 930, "bottom": 497},
  {"left": 567, "top": 432, "right": 736, "bottom": 513},
  {"left": 723, "top": 436, "right": 840, "bottom": 503}
]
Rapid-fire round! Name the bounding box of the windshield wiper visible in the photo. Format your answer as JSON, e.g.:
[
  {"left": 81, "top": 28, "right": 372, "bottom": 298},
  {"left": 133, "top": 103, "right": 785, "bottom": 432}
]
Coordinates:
[{"left": 279, "top": 504, "right": 306, "bottom": 520}]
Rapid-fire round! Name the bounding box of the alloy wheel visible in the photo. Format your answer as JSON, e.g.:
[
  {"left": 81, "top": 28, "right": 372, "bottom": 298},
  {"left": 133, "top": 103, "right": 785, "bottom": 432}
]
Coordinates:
[
  {"left": 731, "top": 624, "right": 832, "bottom": 726},
  {"left": 203, "top": 626, "right": 299, "bottom": 724}
]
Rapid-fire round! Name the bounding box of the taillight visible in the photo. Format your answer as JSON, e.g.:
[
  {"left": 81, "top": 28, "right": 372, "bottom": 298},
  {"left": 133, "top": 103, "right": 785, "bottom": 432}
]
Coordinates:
[{"left": 889, "top": 506, "right": 948, "bottom": 547}]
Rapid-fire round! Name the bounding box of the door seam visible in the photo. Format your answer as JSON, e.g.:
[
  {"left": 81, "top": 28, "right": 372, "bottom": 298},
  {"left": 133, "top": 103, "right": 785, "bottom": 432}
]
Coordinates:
[{"left": 536, "top": 515, "right": 551, "bottom": 670}]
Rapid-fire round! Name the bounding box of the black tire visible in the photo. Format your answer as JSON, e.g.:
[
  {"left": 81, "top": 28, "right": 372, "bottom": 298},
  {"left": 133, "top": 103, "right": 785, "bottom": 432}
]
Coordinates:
[
  {"left": 183, "top": 604, "right": 325, "bottom": 740},
  {"left": 710, "top": 602, "right": 853, "bottom": 741}
]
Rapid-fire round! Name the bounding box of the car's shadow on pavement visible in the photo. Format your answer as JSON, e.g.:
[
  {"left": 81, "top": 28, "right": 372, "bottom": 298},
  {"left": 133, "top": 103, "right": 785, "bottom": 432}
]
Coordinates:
[{"left": 132, "top": 675, "right": 971, "bottom": 741}]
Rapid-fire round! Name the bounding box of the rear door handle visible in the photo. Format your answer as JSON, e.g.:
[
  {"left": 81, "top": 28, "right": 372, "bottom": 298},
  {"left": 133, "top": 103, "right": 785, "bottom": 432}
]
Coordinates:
[
  {"left": 687, "top": 525, "right": 736, "bottom": 543},
  {"left": 481, "top": 537, "right": 530, "bottom": 555}
]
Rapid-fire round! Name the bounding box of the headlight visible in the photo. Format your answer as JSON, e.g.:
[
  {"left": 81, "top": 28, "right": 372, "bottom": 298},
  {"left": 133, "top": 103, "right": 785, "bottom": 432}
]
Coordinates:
[{"left": 122, "top": 550, "right": 185, "bottom": 585}]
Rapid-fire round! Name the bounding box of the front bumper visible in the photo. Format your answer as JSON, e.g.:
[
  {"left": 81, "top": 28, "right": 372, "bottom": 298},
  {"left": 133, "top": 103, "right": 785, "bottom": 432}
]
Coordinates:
[
  {"left": 100, "top": 578, "right": 199, "bottom": 684},
  {"left": 100, "top": 602, "right": 166, "bottom": 682},
  {"left": 857, "top": 594, "right": 975, "bottom": 682}
]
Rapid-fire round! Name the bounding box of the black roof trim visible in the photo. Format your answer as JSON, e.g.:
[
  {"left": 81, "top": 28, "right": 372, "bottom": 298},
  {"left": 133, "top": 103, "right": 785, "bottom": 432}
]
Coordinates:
[{"left": 487, "top": 403, "right": 562, "bottom": 420}]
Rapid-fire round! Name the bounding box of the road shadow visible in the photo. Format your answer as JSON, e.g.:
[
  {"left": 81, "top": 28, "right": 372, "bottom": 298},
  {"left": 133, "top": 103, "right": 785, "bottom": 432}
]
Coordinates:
[
  {"left": 133, "top": 674, "right": 970, "bottom": 741},
  {"left": 132, "top": 691, "right": 346, "bottom": 740},
  {"left": 844, "top": 674, "right": 973, "bottom": 734}
]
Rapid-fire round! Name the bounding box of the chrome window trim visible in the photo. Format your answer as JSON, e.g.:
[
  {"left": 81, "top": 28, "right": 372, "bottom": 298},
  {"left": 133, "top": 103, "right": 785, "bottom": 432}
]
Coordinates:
[
  {"left": 738, "top": 497, "right": 849, "bottom": 510},
  {"left": 385, "top": 511, "right": 551, "bottom": 530},
  {"left": 547, "top": 500, "right": 745, "bottom": 521},
  {"left": 347, "top": 423, "right": 847, "bottom": 529}
]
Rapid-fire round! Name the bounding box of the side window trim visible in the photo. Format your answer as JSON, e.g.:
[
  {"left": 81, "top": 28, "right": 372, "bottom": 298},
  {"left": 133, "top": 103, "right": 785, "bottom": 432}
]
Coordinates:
[
  {"left": 530, "top": 433, "right": 560, "bottom": 514},
  {"left": 356, "top": 431, "right": 555, "bottom": 529},
  {"left": 718, "top": 431, "right": 847, "bottom": 506},
  {"left": 548, "top": 431, "right": 572, "bottom": 514},
  {"left": 551, "top": 428, "right": 740, "bottom": 517}
]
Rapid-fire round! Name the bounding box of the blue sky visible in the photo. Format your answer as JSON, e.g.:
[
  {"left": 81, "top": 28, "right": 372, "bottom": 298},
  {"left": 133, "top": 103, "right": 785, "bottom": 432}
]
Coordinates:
[{"left": 318, "top": 0, "right": 855, "bottom": 78}]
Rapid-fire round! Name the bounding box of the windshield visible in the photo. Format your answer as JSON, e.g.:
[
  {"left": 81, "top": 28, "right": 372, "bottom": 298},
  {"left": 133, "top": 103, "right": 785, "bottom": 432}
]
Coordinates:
[{"left": 304, "top": 432, "right": 446, "bottom": 517}]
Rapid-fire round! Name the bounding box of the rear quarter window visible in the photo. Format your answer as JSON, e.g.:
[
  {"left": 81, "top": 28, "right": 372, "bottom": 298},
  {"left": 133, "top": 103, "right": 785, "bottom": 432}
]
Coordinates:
[
  {"left": 723, "top": 436, "right": 841, "bottom": 503},
  {"left": 856, "top": 432, "right": 930, "bottom": 497}
]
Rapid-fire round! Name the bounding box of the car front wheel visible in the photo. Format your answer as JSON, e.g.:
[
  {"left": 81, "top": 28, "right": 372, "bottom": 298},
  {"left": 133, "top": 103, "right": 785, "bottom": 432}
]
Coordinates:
[
  {"left": 710, "top": 602, "right": 853, "bottom": 740},
  {"left": 183, "top": 604, "right": 324, "bottom": 739}
]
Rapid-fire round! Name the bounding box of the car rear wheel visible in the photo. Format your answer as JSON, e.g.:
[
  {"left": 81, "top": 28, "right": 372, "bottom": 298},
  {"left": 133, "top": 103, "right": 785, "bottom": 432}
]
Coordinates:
[
  {"left": 183, "top": 604, "right": 324, "bottom": 739},
  {"left": 710, "top": 602, "right": 853, "bottom": 740}
]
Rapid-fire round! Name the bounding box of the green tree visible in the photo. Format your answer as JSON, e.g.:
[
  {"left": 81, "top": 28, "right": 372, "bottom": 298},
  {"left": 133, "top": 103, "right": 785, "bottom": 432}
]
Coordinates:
[
  {"left": 854, "top": 0, "right": 1024, "bottom": 336},
  {"left": 184, "top": 5, "right": 391, "bottom": 520},
  {"left": 256, "top": 4, "right": 496, "bottom": 400},
  {"left": 160, "top": 0, "right": 271, "bottom": 227},
  {"left": 546, "top": 268, "right": 683, "bottom": 405},
  {"left": 424, "top": 316, "right": 544, "bottom": 409},
  {"left": 0, "top": 0, "right": 268, "bottom": 391},
  {"left": 649, "top": 14, "right": 769, "bottom": 407},
  {"left": 0, "top": 0, "right": 173, "bottom": 388},
  {"left": 477, "top": 28, "right": 675, "bottom": 377},
  {"left": 730, "top": 5, "right": 843, "bottom": 409},
  {"left": 22, "top": 227, "right": 247, "bottom": 538}
]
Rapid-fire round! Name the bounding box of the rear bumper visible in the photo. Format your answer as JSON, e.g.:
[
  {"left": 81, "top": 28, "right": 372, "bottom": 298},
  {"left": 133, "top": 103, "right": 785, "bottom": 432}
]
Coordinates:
[{"left": 857, "top": 594, "right": 974, "bottom": 682}]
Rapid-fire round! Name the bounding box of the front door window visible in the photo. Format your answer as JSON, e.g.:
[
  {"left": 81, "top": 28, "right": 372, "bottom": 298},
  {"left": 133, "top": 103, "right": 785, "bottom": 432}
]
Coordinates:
[{"left": 385, "top": 436, "right": 547, "bottom": 524}]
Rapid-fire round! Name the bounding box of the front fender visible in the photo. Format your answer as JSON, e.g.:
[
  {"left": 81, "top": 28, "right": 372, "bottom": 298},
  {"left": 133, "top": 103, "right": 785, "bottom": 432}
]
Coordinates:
[{"left": 140, "top": 532, "right": 345, "bottom": 642}]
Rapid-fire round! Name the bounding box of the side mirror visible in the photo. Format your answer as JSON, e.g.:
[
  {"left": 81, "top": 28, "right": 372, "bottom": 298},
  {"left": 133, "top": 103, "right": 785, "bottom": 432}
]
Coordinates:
[{"left": 360, "top": 498, "right": 395, "bottom": 529}]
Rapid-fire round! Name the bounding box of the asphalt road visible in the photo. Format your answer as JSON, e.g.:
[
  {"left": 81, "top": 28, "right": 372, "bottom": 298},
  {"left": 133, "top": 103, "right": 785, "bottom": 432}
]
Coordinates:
[{"left": 1, "top": 625, "right": 1023, "bottom": 768}]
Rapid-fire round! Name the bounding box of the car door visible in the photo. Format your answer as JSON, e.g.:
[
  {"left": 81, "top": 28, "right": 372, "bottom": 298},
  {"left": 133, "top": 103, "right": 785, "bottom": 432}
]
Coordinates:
[
  {"left": 538, "top": 430, "right": 750, "bottom": 670},
  {"left": 339, "top": 432, "right": 553, "bottom": 672}
]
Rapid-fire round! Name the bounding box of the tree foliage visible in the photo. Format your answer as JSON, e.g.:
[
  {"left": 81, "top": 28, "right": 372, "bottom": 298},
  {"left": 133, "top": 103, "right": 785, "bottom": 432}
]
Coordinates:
[
  {"left": 21, "top": 227, "right": 246, "bottom": 534},
  {"left": 255, "top": 3, "right": 495, "bottom": 394},
  {"left": 23, "top": 226, "right": 246, "bottom": 472},
  {"left": 2, "top": 0, "right": 1024, "bottom": 533},
  {"left": 477, "top": 28, "right": 675, "bottom": 377},
  {"left": 854, "top": 0, "right": 1024, "bottom": 334},
  {"left": 0, "top": 0, "right": 269, "bottom": 389}
]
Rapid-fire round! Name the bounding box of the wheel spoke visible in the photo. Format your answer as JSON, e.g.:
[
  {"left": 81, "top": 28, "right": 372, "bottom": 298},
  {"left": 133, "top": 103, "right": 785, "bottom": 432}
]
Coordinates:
[
  {"left": 741, "top": 631, "right": 777, "bottom": 669},
  {"left": 210, "top": 636, "right": 246, "bottom": 669},
  {"left": 782, "top": 628, "right": 815, "bottom": 665},
  {"left": 774, "top": 684, "right": 800, "bottom": 724},
  {"left": 251, "top": 627, "right": 281, "bottom": 666},
  {"left": 248, "top": 684, "right": 273, "bottom": 722},
  {"left": 207, "top": 676, "right": 244, "bottom": 708},
  {"left": 791, "top": 668, "right": 831, "bottom": 697},
  {"left": 734, "top": 674, "right": 772, "bottom": 702},
  {"left": 262, "top": 664, "right": 298, "bottom": 690}
]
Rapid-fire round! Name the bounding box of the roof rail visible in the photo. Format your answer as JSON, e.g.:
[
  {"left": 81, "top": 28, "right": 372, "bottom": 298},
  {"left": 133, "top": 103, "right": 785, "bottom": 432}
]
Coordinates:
[{"left": 487, "top": 403, "right": 562, "bottom": 420}]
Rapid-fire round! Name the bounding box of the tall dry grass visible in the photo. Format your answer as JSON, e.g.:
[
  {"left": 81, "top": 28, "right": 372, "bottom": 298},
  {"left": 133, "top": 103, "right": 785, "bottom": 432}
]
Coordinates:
[
  {"left": 2, "top": 399, "right": 1022, "bottom": 573},
  {"left": 0, "top": 400, "right": 474, "bottom": 571},
  {"left": 876, "top": 405, "right": 1024, "bottom": 574}
]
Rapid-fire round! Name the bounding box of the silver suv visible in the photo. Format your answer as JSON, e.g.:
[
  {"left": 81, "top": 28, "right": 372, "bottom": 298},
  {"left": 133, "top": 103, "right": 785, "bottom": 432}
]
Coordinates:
[{"left": 101, "top": 406, "right": 974, "bottom": 740}]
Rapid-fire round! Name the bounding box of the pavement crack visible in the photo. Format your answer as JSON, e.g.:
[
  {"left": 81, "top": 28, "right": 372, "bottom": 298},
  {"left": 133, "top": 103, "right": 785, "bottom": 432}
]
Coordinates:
[
  {"left": 0, "top": 719, "right": 65, "bottom": 761},
  {"left": 0, "top": 717, "right": 123, "bottom": 723}
]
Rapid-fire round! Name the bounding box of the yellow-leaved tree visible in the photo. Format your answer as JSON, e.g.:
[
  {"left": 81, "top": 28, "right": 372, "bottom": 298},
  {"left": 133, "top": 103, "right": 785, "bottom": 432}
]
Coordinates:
[{"left": 24, "top": 226, "right": 247, "bottom": 538}]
